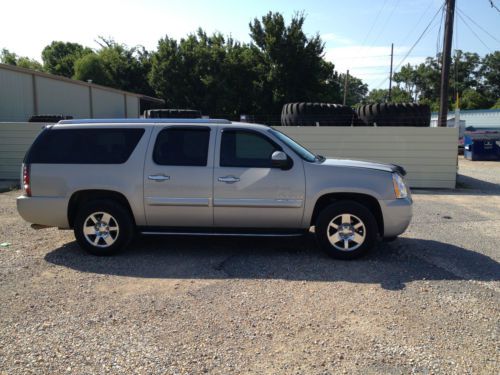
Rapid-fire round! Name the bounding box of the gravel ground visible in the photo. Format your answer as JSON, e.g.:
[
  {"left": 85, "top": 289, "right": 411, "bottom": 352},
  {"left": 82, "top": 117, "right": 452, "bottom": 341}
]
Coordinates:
[{"left": 0, "top": 158, "right": 499, "bottom": 374}]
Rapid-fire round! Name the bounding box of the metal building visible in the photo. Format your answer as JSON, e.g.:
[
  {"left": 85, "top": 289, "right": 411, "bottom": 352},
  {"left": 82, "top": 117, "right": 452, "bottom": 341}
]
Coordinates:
[
  {"left": 431, "top": 109, "right": 500, "bottom": 130},
  {"left": 0, "top": 63, "right": 163, "bottom": 121}
]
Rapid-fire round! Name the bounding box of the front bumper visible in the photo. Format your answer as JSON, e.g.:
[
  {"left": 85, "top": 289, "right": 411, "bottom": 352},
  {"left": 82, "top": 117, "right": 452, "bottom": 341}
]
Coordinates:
[
  {"left": 379, "top": 196, "right": 412, "bottom": 238},
  {"left": 17, "top": 195, "right": 69, "bottom": 228}
]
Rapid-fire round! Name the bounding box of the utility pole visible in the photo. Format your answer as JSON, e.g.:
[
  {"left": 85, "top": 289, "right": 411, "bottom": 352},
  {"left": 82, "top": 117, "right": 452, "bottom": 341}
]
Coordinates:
[
  {"left": 388, "top": 43, "right": 394, "bottom": 102},
  {"left": 438, "top": 0, "right": 456, "bottom": 127},
  {"left": 343, "top": 70, "right": 349, "bottom": 105}
]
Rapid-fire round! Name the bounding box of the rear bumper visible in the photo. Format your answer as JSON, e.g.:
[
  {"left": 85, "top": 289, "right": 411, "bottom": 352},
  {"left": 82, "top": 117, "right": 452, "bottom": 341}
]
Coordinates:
[
  {"left": 17, "top": 195, "right": 69, "bottom": 228},
  {"left": 380, "top": 197, "right": 412, "bottom": 238}
]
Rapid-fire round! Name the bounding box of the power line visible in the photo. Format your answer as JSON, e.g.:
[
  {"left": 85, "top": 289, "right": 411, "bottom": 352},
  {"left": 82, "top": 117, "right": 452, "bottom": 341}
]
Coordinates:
[
  {"left": 456, "top": 11, "right": 493, "bottom": 52},
  {"left": 368, "top": 0, "right": 403, "bottom": 48},
  {"left": 398, "top": 0, "right": 437, "bottom": 46},
  {"left": 488, "top": 0, "right": 500, "bottom": 13},
  {"left": 457, "top": 7, "right": 500, "bottom": 43},
  {"left": 333, "top": 54, "right": 392, "bottom": 60},
  {"left": 436, "top": 4, "right": 446, "bottom": 57},
  {"left": 359, "top": 0, "right": 390, "bottom": 48},
  {"left": 374, "top": 1, "right": 446, "bottom": 90}
]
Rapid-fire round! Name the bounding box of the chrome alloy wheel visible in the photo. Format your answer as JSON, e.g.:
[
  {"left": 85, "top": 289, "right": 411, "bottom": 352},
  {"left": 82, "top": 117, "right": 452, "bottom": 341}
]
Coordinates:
[
  {"left": 83, "top": 212, "right": 119, "bottom": 248},
  {"left": 327, "top": 214, "right": 366, "bottom": 251}
]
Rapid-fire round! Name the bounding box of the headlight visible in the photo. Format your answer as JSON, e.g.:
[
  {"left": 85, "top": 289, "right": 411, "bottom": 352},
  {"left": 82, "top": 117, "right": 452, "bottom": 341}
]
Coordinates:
[{"left": 392, "top": 173, "right": 408, "bottom": 199}]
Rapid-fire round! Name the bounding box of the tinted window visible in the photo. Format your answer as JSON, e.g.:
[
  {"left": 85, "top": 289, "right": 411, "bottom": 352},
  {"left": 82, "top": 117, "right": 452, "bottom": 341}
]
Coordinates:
[
  {"left": 153, "top": 128, "right": 210, "bottom": 166},
  {"left": 27, "top": 128, "right": 145, "bottom": 164},
  {"left": 220, "top": 130, "right": 281, "bottom": 168}
]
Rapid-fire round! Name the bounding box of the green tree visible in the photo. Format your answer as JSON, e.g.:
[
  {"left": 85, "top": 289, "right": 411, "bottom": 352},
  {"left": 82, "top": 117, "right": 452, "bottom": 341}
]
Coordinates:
[
  {"left": 93, "top": 37, "right": 153, "bottom": 94},
  {"left": 0, "top": 48, "right": 17, "bottom": 65},
  {"left": 41, "top": 41, "right": 93, "bottom": 78},
  {"left": 339, "top": 74, "right": 368, "bottom": 106},
  {"left": 460, "top": 89, "right": 492, "bottom": 110},
  {"left": 480, "top": 51, "right": 500, "bottom": 99},
  {"left": 1, "top": 48, "right": 43, "bottom": 71},
  {"left": 364, "top": 87, "right": 413, "bottom": 104},
  {"left": 73, "top": 53, "right": 111, "bottom": 86},
  {"left": 150, "top": 30, "right": 263, "bottom": 117},
  {"left": 249, "top": 11, "right": 335, "bottom": 113}
]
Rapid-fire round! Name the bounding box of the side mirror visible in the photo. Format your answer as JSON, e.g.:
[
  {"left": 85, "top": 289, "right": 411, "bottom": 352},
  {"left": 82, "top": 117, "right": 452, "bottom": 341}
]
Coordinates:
[{"left": 271, "top": 151, "right": 292, "bottom": 170}]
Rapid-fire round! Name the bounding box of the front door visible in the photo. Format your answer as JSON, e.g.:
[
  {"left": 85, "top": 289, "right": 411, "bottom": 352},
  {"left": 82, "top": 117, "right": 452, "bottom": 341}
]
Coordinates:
[
  {"left": 144, "top": 126, "right": 214, "bottom": 227},
  {"left": 213, "top": 128, "right": 305, "bottom": 228}
]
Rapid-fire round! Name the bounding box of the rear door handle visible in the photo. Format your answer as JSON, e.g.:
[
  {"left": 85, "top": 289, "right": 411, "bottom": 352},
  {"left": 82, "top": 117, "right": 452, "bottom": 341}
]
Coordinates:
[
  {"left": 148, "top": 174, "right": 170, "bottom": 182},
  {"left": 218, "top": 176, "right": 240, "bottom": 183}
]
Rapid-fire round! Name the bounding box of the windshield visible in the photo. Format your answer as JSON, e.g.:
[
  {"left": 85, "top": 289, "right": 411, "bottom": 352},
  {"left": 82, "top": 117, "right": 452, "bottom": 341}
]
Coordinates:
[{"left": 268, "top": 128, "right": 317, "bottom": 162}]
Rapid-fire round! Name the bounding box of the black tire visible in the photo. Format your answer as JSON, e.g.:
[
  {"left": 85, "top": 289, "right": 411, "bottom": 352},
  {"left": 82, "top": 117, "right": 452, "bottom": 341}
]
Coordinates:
[
  {"left": 281, "top": 102, "right": 357, "bottom": 126},
  {"left": 315, "top": 200, "right": 378, "bottom": 260},
  {"left": 143, "top": 109, "right": 202, "bottom": 119},
  {"left": 28, "top": 114, "right": 73, "bottom": 123},
  {"left": 357, "top": 103, "right": 430, "bottom": 127},
  {"left": 74, "top": 200, "right": 134, "bottom": 256}
]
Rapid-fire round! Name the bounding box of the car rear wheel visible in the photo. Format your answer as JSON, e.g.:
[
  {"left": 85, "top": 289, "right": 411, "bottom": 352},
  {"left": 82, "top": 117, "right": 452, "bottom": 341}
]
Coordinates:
[
  {"left": 316, "top": 201, "right": 378, "bottom": 259},
  {"left": 74, "top": 200, "right": 134, "bottom": 255}
]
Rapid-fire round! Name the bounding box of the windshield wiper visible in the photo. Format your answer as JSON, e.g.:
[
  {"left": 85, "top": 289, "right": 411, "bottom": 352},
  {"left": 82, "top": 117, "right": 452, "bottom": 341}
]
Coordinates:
[{"left": 315, "top": 154, "right": 326, "bottom": 162}]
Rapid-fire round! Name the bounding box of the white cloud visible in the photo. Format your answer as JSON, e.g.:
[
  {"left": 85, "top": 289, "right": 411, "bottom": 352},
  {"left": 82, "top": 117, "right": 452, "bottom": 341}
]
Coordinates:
[
  {"left": 324, "top": 45, "right": 427, "bottom": 89},
  {"left": 321, "top": 33, "right": 353, "bottom": 45}
]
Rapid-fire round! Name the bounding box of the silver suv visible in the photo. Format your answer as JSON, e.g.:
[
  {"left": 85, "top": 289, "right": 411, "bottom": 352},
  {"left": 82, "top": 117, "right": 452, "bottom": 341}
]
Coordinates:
[{"left": 17, "top": 119, "right": 412, "bottom": 259}]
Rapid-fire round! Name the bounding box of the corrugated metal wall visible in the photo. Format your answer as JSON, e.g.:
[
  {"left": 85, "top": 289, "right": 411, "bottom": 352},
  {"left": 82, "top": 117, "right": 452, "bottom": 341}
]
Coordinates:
[
  {"left": 1, "top": 123, "right": 458, "bottom": 188},
  {"left": 276, "top": 127, "right": 458, "bottom": 189},
  {"left": 92, "top": 88, "right": 126, "bottom": 118},
  {"left": 0, "top": 123, "right": 45, "bottom": 180},
  {"left": 0, "top": 65, "right": 140, "bottom": 121},
  {"left": 37, "top": 76, "right": 90, "bottom": 118},
  {"left": 0, "top": 69, "right": 35, "bottom": 121}
]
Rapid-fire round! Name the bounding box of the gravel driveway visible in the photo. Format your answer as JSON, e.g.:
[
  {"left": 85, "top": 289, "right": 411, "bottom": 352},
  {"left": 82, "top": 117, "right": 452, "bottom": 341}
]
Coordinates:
[{"left": 1, "top": 158, "right": 499, "bottom": 374}]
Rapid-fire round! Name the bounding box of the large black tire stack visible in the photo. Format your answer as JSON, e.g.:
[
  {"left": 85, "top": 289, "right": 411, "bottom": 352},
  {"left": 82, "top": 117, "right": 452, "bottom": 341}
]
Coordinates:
[
  {"left": 144, "top": 109, "right": 202, "bottom": 119},
  {"left": 28, "top": 115, "right": 73, "bottom": 123},
  {"left": 281, "top": 103, "right": 357, "bottom": 126},
  {"left": 356, "top": 103, "right": 430, "bottom": 127}
]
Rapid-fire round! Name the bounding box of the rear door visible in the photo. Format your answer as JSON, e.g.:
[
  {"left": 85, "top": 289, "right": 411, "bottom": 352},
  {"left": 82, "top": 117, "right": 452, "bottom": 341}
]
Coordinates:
[
  {"left": 213, "top": 128, "right": 306, "bottom": 228},
  {"left": 143, "top": 126, "right": 214, "bottom": 227}
]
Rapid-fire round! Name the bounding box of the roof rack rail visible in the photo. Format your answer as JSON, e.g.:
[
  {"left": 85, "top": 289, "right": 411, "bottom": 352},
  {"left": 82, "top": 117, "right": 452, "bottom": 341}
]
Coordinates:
[{"left": 58, "top": 118, "right": 232, "bottom": 125}]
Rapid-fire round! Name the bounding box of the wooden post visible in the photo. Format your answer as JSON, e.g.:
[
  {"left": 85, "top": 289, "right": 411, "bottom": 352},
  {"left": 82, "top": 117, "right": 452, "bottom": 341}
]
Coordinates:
[
  {"left": 343, "top": 70, "right": 349, "bottom": 105},
  {"left": 438, "top": 0, "right": 456, "bottom": 127}
]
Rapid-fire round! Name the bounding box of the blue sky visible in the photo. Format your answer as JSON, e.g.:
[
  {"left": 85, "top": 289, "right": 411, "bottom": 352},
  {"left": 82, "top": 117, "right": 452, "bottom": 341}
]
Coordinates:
[{"left": 2, "top": 0, "right": 499, "bottom": 89}]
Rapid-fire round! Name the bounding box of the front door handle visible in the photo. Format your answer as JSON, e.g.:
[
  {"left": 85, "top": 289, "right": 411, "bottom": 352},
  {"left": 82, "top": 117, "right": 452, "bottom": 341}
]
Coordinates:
[
  {"left": 218, "top": 176, "right": 240, "bottom": 183},
  {"left": 148, "top": 174, "right": 170, "bottom": 182}
]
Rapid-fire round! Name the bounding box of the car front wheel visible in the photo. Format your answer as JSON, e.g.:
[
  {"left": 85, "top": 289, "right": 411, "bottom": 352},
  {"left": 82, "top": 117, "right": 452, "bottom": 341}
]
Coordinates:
[{"left": 316, "top": 200, "right": 378, "bottom": 259}]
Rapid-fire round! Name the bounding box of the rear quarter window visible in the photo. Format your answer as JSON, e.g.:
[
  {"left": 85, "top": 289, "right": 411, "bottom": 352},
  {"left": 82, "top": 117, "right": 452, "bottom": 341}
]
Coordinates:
[{"left": 26, "top": 128, "right": 145, "bottom": 164}]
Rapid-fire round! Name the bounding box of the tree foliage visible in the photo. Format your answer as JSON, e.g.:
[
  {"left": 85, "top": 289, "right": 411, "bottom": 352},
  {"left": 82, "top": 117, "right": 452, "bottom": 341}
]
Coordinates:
[
  {"left": 364, "top": 87, "right": 413, "bottom": 104},
  {"left": 42, "top": 41, "right": 92, "bottom": 78},
  {"left": 1, "top": 48, "right": 43, "bottom": 71},
  {"left": 73, "top": 53, "right": 111, "bottom": 86},
  {"left": 386, "top": 50, "right": 499, "bottom": 110}
]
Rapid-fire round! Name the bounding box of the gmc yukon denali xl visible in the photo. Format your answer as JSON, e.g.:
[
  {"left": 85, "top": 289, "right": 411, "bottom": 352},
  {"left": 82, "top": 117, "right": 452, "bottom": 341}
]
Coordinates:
[{"left": 17, "top": 119, "right": 412, "bottom": 259}]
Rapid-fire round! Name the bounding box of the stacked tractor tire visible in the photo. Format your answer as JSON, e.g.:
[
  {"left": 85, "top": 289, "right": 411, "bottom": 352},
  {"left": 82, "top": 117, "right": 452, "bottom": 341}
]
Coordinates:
[
  {"left": 144, "top": 109, "right": 202, "bottom": 119},
  {"left": 28, "top": 115, "right": 73, "bottom": 123},
  {"left": 281, "top": 103, "right": 357, "bottom": 127},
  {"left": 281, "top": 102, "right": 430, "bottom": 127},
  {"left": 356, "top": 103, "right": 431, "bottom": 127}
]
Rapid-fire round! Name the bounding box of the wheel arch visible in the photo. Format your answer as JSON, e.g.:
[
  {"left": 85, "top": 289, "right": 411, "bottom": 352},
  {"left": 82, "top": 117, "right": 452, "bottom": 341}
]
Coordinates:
[
  {"left": 68, "top": 189, "right": 135, "bottom": 229},
  {"left": 310, "top": 192, "right": 384, "bottom": 236}
]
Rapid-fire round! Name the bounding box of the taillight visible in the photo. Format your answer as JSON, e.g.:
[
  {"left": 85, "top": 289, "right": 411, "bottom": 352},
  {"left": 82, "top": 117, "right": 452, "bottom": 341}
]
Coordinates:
[{"left": 22, "top": 163, "right": 31, "bottom": 197}]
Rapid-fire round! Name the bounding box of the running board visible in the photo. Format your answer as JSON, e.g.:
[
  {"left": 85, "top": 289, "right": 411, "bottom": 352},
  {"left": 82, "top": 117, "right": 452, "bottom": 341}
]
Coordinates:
[{"left": 140, "top": 231, "right": 305, "bottom": 237}]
